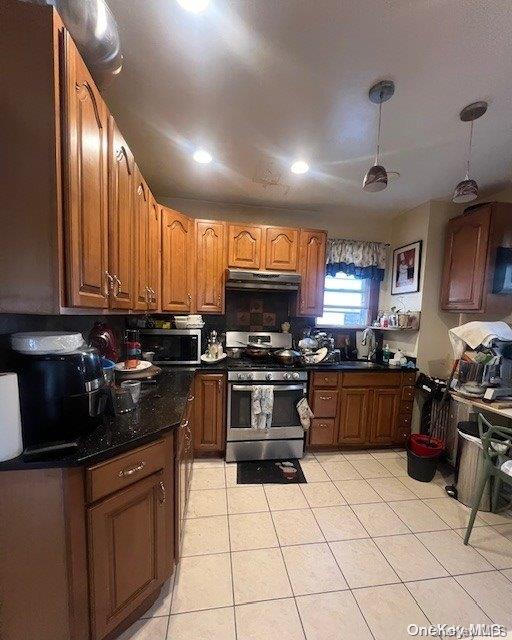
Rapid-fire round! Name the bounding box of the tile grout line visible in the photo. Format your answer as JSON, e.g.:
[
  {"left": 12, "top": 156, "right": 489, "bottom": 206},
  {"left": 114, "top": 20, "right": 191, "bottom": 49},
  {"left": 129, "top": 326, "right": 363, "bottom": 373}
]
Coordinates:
[{"left": 224, "top": 463, "right": 239, "bottom": 640}]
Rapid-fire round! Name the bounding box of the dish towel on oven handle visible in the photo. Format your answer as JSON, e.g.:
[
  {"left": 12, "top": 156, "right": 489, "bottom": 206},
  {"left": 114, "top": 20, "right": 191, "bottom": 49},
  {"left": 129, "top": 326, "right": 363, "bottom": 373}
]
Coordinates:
[
  {"left": 251, "top": 385, "right": 274, "bottom": 430},
  {"left": 296, "top": 397, "right": 314, "bottom": 430}
]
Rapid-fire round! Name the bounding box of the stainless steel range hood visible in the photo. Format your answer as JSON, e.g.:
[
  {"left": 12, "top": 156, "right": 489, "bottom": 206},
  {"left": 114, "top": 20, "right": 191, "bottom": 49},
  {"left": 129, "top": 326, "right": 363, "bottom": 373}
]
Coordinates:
[{"left": 226, "top": 268, "right": 301, "bottom": 291}]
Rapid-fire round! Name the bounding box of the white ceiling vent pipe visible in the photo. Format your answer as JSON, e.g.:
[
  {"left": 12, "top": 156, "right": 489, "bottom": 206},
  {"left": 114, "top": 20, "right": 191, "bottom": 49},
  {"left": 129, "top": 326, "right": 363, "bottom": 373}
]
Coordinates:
[{"left": 21, "top": 0, "right": 123, "bottom": 88}]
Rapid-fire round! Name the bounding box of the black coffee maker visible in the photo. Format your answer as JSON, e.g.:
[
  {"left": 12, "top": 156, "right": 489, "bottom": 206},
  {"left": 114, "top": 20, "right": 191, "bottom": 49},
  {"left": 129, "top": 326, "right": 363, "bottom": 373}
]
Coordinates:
[{"left": 11, "top": 341, "right": 107, "bottom": 456}]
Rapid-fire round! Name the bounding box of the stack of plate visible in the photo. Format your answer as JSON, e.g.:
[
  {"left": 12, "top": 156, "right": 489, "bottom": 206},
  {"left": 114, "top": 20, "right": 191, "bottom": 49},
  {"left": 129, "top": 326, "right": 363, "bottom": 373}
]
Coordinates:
[{"left": 174, "top": 315, "right": 205, "bottom": 329}]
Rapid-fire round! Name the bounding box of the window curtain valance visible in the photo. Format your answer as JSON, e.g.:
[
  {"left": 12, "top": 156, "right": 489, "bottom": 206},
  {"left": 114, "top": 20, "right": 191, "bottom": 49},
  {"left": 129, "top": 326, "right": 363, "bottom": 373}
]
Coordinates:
[{"left": 326, "top": 238, "right": 387, "bottom": 282}]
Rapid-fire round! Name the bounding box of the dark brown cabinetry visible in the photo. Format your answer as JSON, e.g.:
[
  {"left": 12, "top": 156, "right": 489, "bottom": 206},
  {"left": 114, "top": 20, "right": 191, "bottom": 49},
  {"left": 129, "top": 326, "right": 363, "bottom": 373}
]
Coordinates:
[
  {"left": 63, "top": 30, "right": 109, "bottom": 309},
  {"left": 441, "top": 203, "right": 512, "bottom": 315},
  {"left": 194, "top": 373, "right": 226, "bottom": 455},
  {"left": 161, "top": 207, "right": 195, "bottom": 313},
  {"left": 264, "top": 226, "right": 299, "bottom": 271},
  {"left": 133, "top": 168, "right": 150, "bottom": 311},
  {"left": 195, "top": 220, "right": 226, "bottom": 313},
  {"left": 297, "top": 229, "right": 327, "bottom": 316},
  {"left": 228, "top": 224, "right": 263, "bottom": 269},
  {"left": 107, "top": 117, "right": 134, "bottom": 309},
  {"left": 308, "top": 371, "right": 415, "bottom": 449}
]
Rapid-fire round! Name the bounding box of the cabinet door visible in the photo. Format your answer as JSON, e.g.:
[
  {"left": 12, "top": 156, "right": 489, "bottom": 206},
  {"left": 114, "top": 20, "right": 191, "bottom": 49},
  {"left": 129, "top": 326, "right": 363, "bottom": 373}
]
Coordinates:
[
  {"left": 194, "top": 373, "right": 225, "bottom": 454},
  {"left": 63, "top": 31, "right": 109, "bottom": 308},
  {"left": 195, "top": 220, "right": 226, "bottom": 313},
  {"left": 264, "top": 226, "right": 299, "bottom": 271},
  {"left": 297, "top": 229, "right": 326, "bottom": 316},
  {"left": 88, "top": 473, "right": 169, "bottom": 640},
  {"left": 228, "top": 224, "right": 263, "bottom": 269},
  {"left": 133, "top": 168, "right": 149, "bottom": 310},
  {"left": 147, "top": 195, "right": 160, "bottom": 310},
  {"left": 312, "top": 390, "right": 338, "bottom": 418},
  {"left": 369, "top": 389, "right": 400, "bottom": 445},
  {"left": 440, "top": 207, "right": 491, "bottom": 311},
  {"left": 309, "top": 418, "right": 336, "bottom": 446},
  {"left": 337, "top": 388, "right": 370, "bottom": 445},
  {"left": 108, "top": 116, "right": 134, "bottom": 309},
  {"left": 161, "top": 208, "right": 195, "bottom": 312}
]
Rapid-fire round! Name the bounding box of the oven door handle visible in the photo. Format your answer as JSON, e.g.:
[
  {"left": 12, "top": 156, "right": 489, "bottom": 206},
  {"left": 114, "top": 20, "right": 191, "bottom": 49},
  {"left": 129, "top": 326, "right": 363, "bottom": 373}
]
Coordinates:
[{"left": 230, "top": 384, "right": 306, "bottom": 392}]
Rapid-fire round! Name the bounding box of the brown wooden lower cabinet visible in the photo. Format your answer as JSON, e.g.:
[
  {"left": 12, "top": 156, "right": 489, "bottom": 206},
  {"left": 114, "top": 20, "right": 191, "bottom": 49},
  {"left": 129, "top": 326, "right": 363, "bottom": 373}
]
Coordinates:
[
  {"left": 194, "top": 372, "right": 226, "bottom": 455},
  {"left": 308, "top": 371, "right": 415, "bottom": 449},
  {"left": 87, "top": 471, "right": 170, "bottom": 640}
]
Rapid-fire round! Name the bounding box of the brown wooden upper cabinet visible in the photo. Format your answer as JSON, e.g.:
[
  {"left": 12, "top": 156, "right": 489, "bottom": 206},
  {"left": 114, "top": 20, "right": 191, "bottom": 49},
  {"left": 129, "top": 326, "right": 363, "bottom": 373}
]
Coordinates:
[
  {"left": 63, "top": 30, "right": 109, "bottom": 309},
  {"left": 148, "top": 195, "right": 161, "bottom": 311},
  {"left": 264, "top": 226, "right": 299, "bottom": 271},
  {"left": 297, "top": 229, "right": 326, "bottom": 316},
  {"left": 228, "top": 224, "right": 263, "bottom": 269},
  {"left": 107, "top": 116, "right": 134, "bottom": 309},
  {"left": 161, "top": 207, "right": 195, "bottom": 313},
  {"left": 133, "top": 168, "right": 150, "bottom": 311},
  {"left": 195, "top": 220, "right": 226, "bottom": 313},
  {"left": 194, "top": 373, "right": 226, "bottom": 455},
  {"left": 440, "top": 203, "right": 512, "bottom": 315}
]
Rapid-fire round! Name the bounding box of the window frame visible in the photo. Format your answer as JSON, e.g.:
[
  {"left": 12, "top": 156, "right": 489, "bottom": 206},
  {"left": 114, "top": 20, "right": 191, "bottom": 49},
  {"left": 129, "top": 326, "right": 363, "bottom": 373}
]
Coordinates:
[{"left": 315, "top": 273, "right": 380, "bottom": 329}]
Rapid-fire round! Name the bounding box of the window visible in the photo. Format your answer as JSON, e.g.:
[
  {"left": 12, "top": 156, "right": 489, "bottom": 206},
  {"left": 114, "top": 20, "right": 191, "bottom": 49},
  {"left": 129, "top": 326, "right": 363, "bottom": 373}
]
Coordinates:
[{"left": 316, "top": 272, "right": 372, "bottom": 327}]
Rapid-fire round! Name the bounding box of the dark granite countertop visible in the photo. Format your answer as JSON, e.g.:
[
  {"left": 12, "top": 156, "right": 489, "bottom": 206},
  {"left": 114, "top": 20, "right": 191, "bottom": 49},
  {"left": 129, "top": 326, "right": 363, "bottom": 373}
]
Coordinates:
[
  {"left": 0, "top": 369, "right": 195, "bottom": 472},
  {"left": 0, "top": 359, "right": 416, "bottom": 472}
]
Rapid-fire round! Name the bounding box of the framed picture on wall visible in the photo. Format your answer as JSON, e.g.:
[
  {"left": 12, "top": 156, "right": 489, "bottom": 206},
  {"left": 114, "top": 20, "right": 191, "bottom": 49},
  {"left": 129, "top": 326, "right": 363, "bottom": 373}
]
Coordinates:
[{"left": 391, "top": 240, "right": 422, "bottom": 295}]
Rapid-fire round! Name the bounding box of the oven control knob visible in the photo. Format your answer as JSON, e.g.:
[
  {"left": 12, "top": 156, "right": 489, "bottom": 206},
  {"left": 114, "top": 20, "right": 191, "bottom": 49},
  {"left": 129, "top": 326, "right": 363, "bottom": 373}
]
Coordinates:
[
  {"left": 237, "top": 373, "right": 245, "bottom": 380},
  {"left": 265, "top": 373, "right": 272, "bottom": 380},
  {"left": 247, "top": 373, "right": 253, "bottom": 380},
  {"left": 292, "top": 372, "right": 300, "bottom": 380},
  {"left": 283, "top": 372, "right": 291, "bottom": 380}
]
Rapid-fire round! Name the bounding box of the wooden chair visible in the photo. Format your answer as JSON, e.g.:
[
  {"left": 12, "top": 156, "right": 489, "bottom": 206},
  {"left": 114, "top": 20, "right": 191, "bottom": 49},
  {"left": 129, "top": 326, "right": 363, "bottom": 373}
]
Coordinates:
[{"left": 464, "top": 414, "right": 512, "bottom": 545}]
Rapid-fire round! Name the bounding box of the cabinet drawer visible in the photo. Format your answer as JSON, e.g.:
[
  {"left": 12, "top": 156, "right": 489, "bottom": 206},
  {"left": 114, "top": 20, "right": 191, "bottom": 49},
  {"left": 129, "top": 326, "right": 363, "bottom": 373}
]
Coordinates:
[
  {"left": 400, "top": 401, "right": 414, "bottom": 415},
  {"left": 398, "top": 413, "right": 412, "bottom": 428},
  {"left": 312, "top": 390, "right": 338, "bottom": 417},
  {"left": 402, "top": 371, "right": 417, "bottom": 386},
  {"left": 312, "top": 371, "right": 338, "bottom": 388},
  {"left": 342, "top": 372, "right": 401, "bottom": 387},
  {"left": 309, "top": 419, "right": 336, "bottom": 446},
  {"left": 86, "top": 439, "right": 167, "bottom": 503},
  {"left": 401, "top": 385, "right": 415, "bottom": 401}
]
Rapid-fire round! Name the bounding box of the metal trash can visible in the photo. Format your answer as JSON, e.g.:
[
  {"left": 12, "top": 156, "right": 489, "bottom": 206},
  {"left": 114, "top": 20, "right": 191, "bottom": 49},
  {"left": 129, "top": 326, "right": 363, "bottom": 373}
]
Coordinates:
[{"left": 455, "top": 422, "right": 491, "bottom": 512}]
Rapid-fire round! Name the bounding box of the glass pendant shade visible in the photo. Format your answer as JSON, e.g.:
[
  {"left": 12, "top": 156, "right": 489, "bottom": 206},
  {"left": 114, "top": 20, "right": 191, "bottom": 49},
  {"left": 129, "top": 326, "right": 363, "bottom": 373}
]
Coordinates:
[
  {"left": 452, "top": 177, "right": 478, "bottom": 203},
  {"left": 363, "top": 164, "right": 388, "bottom": 192}
]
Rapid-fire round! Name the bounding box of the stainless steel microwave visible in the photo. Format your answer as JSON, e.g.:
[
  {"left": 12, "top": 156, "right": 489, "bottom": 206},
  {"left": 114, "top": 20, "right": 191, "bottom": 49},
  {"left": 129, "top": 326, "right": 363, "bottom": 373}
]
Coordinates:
[{"left": 139, "top": 329, "right": 201, "bottom": 365}]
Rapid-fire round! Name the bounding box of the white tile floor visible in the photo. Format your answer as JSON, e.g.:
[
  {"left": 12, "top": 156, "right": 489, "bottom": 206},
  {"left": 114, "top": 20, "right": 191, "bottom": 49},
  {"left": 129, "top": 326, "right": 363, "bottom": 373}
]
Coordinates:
[{"left": 118, "top": 449, "right": 512, "bottom": 640}]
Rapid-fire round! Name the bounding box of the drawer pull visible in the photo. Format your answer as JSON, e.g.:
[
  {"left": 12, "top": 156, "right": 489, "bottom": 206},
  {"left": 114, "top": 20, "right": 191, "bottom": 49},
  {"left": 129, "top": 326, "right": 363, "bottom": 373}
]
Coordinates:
[
  {"left": 158, "top": 481, "right": 166, "bottom": 504},
  {"left": 319, "top": 395, "right": 332, "bottom": 401},
  {"left": 181, "top": 419, "right": 189, "bottom": 428},
  {"left": 188, "top": 395, "right": 195, "bottom": 402},
  {"left": 118, "top": 461, "right": 146, "bottom": 477},
  {"left": 319, "top": 423, "right": 329, "bottom": 428}
]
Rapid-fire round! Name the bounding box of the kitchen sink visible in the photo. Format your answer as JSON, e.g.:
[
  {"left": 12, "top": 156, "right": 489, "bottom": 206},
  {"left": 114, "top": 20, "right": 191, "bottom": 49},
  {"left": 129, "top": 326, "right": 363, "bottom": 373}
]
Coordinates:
[{"left": 339, "top": 361, "right": 386, "bottom": 369}]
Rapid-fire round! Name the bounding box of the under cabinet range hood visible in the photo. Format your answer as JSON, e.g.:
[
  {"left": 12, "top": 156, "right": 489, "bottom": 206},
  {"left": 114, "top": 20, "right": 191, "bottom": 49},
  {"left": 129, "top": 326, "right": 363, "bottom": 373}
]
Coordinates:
[{"left": 226, "top": 268, "right": 301, "bottom": 291}]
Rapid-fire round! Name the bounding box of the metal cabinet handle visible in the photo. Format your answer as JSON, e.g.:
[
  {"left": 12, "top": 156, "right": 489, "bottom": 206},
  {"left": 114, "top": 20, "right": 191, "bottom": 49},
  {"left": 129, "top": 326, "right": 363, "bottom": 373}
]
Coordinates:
[
  {"left": 158, "top": 480, "right": 166, "bottom": 504},
  {"left": 181, "top": 419, "right": 189, "bottom": 428},
  {"left": 105, "top": 271, "right": 114, "bottom": 296},
  {"left": 218, "top": 379, "right": 222, "bottom": 393},
  {"left": 118, "top": 461, "right": 146, "bottom": 477},
  {"left": 187, "top": 395, "right": 195, "bottom": 402},
  {"left": 217, "top": 294, "right": 221, "bottom": 307},
  {"left": 144, "top": 286, "right": 150, "bottom": 304},
  {"left": 319, "top": 395, "right": 332, "bottom": 401},
  {"left": 113, "top": 275, "right": 121, "bottom": 296},
  {"left": 187, "top": 293, "right": 192, "bottom": 302}
]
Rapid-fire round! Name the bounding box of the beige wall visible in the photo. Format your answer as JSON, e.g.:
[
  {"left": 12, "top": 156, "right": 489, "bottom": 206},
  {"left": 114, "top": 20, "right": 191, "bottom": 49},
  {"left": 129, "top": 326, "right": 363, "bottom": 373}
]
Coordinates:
[{"left": 160, "top": 197, "right": 392, "bottom": 242}]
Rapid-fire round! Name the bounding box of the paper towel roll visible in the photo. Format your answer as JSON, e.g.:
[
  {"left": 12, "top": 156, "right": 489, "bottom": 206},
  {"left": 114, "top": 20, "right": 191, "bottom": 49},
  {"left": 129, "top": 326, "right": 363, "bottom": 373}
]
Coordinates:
[{"left": 0, "top": 372, "right": 23, "bottom": 462}]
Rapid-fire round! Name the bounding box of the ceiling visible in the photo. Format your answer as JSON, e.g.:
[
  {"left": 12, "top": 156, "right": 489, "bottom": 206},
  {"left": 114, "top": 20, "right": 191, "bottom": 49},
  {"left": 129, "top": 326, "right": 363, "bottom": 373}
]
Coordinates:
[{"left": 105, "top": 0, "right": 512, "bottom": 218}]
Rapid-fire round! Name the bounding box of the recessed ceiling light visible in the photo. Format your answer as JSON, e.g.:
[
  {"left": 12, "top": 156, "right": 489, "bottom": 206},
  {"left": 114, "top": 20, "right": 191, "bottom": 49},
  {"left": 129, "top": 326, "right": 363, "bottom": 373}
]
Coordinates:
[
  {"left": 177, "top": 0, "right": 210, "bottom": 14},
  {"left": 290, "top": 160, "right": 309, "bottom": 175},
  {"left": 193, "top": 149, "right": 213, "bottom": 164}
]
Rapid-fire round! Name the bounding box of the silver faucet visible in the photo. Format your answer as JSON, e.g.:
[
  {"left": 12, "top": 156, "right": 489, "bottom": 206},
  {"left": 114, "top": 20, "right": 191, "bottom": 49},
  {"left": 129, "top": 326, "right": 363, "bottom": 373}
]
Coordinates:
[{"left": 361, "top": 328, "right": 377, "bottom": 361}]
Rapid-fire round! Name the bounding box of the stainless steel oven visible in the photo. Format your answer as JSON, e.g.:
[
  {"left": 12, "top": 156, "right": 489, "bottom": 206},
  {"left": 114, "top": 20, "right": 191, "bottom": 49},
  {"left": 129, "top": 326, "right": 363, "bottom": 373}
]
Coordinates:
[
  {"left": 226, "top": 370, "right": 308, "bottom": 462},
  {"left": 139, "top": 329, "right": 201, "bottom": 365}
]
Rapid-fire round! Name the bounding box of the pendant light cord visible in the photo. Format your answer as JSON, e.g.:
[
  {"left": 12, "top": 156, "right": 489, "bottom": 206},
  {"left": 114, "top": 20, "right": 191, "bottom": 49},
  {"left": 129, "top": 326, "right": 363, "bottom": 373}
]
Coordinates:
[
  {"left": 466, "top": 120, "right": 474, "bottom": 179},
  {"left": 375, "top": 99, "right": 382, "bottom": 165}
]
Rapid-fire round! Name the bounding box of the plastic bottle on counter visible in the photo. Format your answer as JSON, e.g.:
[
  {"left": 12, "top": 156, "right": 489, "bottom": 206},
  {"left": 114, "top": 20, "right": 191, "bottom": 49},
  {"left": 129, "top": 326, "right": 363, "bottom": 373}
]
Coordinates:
[{"left": 382, "top": 344, "right": 391, "bottom": 364}]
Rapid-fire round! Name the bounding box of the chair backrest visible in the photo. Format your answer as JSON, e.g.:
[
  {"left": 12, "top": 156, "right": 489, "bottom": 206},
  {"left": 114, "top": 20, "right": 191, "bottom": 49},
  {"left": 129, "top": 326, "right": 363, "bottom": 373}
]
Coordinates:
[{"left": 477, "top": 414, "right": 512, "bottom": 462}]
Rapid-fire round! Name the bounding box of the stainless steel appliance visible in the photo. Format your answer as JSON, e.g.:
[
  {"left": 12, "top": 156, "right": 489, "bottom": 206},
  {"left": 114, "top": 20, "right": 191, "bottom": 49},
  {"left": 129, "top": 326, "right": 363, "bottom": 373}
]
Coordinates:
[
  {"left": 226, "top": 268, "right": 301, "bottom": 291},
  {"left": 225, "top": 331, "right": 307, "bottom": 462},
  {"left": 139, "top": 329, "right": 201, "bottom": 365}
]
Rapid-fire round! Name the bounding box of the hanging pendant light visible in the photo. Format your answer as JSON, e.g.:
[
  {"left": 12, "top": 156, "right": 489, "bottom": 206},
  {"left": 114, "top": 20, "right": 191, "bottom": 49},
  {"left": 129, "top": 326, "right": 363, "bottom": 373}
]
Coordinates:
[
  {"left": 363, "top": 80, "right": 395, "bottom": 192},
  {"left": 452, "top": 101, "right": 487, "bottom": 204}
]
